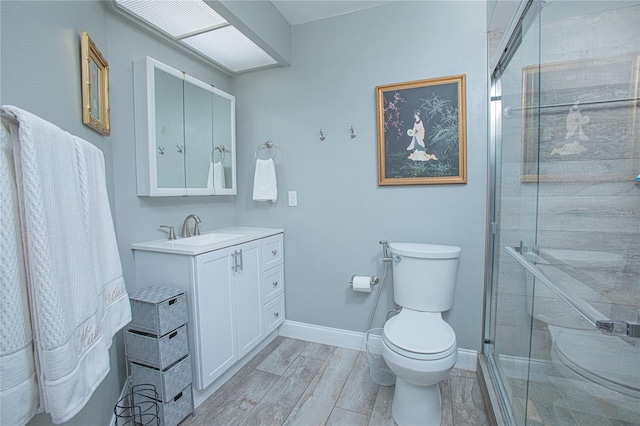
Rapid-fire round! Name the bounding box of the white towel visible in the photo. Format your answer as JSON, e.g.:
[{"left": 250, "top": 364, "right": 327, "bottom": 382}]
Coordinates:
[
  {"left": 0, "top": 106, "right": 131, "bottom": 424},
  {"left": 213, "top": 161, "right": 226, "bottom": 190},
  {"left": 252, "top": 158, "right": 277, "bottom": 202},
  {"left": 0, "top": 120, "right": 40, "bottom": 426}
]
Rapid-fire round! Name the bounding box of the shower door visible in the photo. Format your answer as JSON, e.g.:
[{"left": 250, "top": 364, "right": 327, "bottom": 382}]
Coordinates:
[{"left": 485, "top": 1, "right": 640, "bottom": 425}]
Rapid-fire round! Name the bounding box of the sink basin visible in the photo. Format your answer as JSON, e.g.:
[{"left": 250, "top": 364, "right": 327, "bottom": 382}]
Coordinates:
[{"left": 169, "top": 233, "right": 243, "bottom": 247}]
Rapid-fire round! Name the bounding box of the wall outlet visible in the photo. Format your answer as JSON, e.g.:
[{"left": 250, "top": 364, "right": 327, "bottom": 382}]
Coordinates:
[{"left": 288, "top": 191, "right": 298, "bottom": 207}]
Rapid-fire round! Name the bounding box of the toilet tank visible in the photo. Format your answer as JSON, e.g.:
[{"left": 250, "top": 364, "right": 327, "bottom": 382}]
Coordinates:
[{"left": 389, "top": 243, "right": 461, "bottom": 312}]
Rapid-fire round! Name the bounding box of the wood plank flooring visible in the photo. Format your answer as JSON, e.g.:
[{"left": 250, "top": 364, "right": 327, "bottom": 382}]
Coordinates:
[{"left": 180, "top": 336, "right": 489, "bottom": 426}]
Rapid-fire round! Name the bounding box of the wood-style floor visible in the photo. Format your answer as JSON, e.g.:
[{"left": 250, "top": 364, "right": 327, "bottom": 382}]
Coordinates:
[{"left": 180, "top": 336, "right": 489, "bottom": 426}]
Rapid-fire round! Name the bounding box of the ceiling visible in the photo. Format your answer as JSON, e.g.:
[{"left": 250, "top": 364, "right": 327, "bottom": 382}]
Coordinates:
[
  {"left": 271, "top": 1, "right": 392, "bottom": 25},
  {"left": 111, "top": 1, "right": 516, "bottom": 75}
]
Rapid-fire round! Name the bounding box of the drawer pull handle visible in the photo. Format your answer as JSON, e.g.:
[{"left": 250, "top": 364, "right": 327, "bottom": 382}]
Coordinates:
[
  {"left": 169, "top": 331, "right": 178, "bottom": 339},
  {"left": 272, "top": 249, "right": 278, "bottom": 255},
  {"left": 174, "top": 392, "right": 183, "bottom": 402},
  {"left": 274, "top": 312, "right": 279, "bottom": 318},
  {"left": 272, "top": 281, "right": 278, "bottom": 287},
  {"left": 168, "top": 298, "right": 177, "bottom": 305}
]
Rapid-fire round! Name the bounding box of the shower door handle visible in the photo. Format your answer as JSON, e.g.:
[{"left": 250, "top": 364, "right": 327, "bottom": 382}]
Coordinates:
[{"left": 596, "top": 320, "right": 640, "bottom": 338}]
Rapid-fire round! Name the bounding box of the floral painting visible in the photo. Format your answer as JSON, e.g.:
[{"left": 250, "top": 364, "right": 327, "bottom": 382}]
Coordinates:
[{"left": 376, "top": 75, "right": 467, "bottom": 185}]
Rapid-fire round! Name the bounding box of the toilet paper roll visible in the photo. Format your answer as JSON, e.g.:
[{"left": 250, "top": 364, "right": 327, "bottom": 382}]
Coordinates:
[{"left": 352, "top": 276, "right": 372, "bottom": 293}]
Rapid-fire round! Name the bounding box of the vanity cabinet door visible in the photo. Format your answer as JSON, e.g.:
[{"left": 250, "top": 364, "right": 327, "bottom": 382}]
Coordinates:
[
  {"left": 233, "top": 241, "right": 263, "bottom": 358},
  {"left": 193, "top": 247, "right": 236, "bottom": 390}
]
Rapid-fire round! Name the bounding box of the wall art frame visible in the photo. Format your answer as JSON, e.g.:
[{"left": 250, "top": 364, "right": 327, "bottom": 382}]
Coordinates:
[
  {"left": 518, "top": 55, "right": 639, "bottom": 182},
  {"left": 376, "top": 74, "right": 467, "bottom": 186},
  {"left": 81, "top": 31, "right": 110, "bottom": 136}
]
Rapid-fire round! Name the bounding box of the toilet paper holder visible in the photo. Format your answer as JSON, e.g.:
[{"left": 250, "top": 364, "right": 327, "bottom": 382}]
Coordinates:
[{"left": 350, "top": 275, "right": 380, "bottom": 286}]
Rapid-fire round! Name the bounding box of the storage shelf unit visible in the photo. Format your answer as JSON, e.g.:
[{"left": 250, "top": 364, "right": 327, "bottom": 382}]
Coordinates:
[{"left": 126, "top": 286, "right": 194, "bottom": 426}]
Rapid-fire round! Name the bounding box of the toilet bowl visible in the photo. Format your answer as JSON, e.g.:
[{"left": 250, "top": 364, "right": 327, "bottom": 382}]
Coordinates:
[
  {"left": 382, "top": 243, "right": 461, "bottom": 426},
  {"left": 383, "top": 310, "right": 458, "bottom": 425}
]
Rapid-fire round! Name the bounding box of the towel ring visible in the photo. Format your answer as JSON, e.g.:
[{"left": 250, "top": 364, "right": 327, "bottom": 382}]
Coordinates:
[
  {"left": 254, "top": 140, "right": 276, "bottom": 160},
  {"left": 211, "top": 145, "right": 225, "bottom": 164}
]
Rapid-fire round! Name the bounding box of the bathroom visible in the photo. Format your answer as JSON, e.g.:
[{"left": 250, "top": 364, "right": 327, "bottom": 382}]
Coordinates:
[{"left": 1, "top": 1, "right": 637, "bottom": 425}]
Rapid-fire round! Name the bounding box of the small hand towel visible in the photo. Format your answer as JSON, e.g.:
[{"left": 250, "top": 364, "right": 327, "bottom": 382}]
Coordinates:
[
  {"left": 213, "top": 161, "right": 226, "bottom": 189},
  {"left": 252, "top": 158, "right": 277, "bottom": 202}
]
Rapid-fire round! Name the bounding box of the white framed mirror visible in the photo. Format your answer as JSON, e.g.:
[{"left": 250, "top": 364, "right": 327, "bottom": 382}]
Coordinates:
[{"left": 134, "top": 57, "right": 236, "bottom": 196}]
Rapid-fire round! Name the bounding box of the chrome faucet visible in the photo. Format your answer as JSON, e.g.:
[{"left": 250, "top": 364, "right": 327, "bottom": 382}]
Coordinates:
[{"left": 181, "top": 214, "right": 201, "bottom": 238}]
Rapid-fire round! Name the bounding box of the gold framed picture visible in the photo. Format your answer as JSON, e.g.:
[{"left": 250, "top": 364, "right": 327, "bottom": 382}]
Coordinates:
[
  {"left": 376, "top": 75, "right": 467, "bottom": 186},
  {"left": 81, "top": 31, "right": 110, "bottom": 136}
]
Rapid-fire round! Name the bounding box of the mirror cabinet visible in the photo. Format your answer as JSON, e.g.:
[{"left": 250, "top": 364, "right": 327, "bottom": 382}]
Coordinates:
[{"left": 134, "top": 57, "right": 236, "bottom": 196}]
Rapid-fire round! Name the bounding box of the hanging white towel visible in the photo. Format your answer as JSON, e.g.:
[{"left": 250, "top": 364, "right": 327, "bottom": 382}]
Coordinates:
[
  {"left": 252, "top": 158, "right": 277, "bottom": 202},
  {"left": 0, "top": 105, "right": 131, "bottom": 424},
  {"left": 0, "top": 120, "right": 40, "bottom": 426},
  {"left": 213, "top": 161, "right": 226, "bottom": 190}
]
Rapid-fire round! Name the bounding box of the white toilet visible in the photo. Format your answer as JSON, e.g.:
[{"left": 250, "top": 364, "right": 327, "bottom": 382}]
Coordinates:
[{"left": 382, "top": 243, "right": 461, "bottom": 426}]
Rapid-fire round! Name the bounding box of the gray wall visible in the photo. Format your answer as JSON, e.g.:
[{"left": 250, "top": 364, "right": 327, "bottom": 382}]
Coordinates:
[
  {"left": 232, "top": 1, "right": 488, "bottom": 351},
  {"left": 1, "top": 1, "right": 234, "bottom": 425}
]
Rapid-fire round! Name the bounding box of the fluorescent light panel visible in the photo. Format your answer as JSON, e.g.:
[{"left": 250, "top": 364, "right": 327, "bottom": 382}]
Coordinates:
[
  {"left": 182, "top": 26, "right": 278, "bottom": 73},
  {"left": 116, "top": 0, "right": 228, "bottom": 38}
]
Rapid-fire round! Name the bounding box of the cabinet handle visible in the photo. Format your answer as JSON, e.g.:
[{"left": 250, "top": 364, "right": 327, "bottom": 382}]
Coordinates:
[
  {"left": 272, "top": 249, "right": 278, "bottom": 256},
  {"left": 173, "top": 392, "right": 183, "bottom": 402},
  {"left": 273, "top": 312, "right": 279, "bottom": 318},
  {"left": 231, "top": 251, "right": 237, "bottom": 272},
  {"left": 272, "top": 281, "right": 278, "bottom": 287},
  {"left": 168, "top": 298, "right": 177, "bottom": 305},
  {"left": 238, "top": 249, "right": 243, "bottom": 271},
  {"left": 169, "top": 331, "right": 178, "bottom": 339}
]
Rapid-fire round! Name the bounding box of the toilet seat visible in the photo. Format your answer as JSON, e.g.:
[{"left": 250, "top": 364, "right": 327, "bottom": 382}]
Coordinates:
[
  {"left": 383, "top": 310, "right": 457, "bottom": 361},
  {"left": 549, "top": 325, "right": 640, "bottom": 398}
]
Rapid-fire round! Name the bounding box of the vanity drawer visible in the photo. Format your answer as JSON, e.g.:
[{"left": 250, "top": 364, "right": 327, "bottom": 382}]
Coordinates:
[
  {"left": 261, "top": 264, "right": 284, "bottom": 302},
  {"left": 261, "top": 234, "right": 283, "bottom": 270},
  {"left": 125, "top": 325, "right": 189, "bottom": 370},
  {"left": 263, "top": 295, "right": 285, "bottom": 334}
]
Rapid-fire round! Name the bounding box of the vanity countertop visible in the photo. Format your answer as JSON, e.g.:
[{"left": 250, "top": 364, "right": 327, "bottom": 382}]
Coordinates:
[{"left": 131, "top": 226, "right": 283, "bottom": 256}]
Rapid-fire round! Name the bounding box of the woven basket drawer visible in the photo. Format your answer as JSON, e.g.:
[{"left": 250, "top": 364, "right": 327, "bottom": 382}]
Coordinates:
[
  {"left": 126, "top": 325, "right": 188, "bottom": 370},
  {"left": 138, "top": 385, "right": 193, "bottom": 426},
  {"left": 129, "top": 286, "right": 187, "bottom": 336},
  {"left": 131, "top": 355, "right": 192, "bottom": 403}
]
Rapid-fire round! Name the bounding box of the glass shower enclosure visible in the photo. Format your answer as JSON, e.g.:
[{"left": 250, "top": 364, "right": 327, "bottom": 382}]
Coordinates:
[{"left": 484, "top": 1, "right": 639, "bottom": 424}]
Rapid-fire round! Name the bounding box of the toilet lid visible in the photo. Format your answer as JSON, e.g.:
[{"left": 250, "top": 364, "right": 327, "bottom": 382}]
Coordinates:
[{"left": 383, "top": 310, "right": 457, "bottom": 360}]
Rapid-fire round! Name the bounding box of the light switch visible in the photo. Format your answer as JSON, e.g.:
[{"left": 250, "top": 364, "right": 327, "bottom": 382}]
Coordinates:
[{"left": 288, "top": 191, "right": 298, "bottom": 207}]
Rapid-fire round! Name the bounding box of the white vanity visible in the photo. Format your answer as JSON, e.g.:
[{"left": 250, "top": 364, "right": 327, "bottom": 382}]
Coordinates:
[{"left": 132, "top": 227, "right": 284, "bottom": 397}]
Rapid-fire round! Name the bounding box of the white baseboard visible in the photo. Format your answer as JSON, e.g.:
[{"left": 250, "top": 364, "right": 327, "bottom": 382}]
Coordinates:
[{"left": 278, "top": 320, "right": 477, "bottom": 372}]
